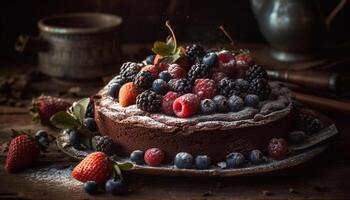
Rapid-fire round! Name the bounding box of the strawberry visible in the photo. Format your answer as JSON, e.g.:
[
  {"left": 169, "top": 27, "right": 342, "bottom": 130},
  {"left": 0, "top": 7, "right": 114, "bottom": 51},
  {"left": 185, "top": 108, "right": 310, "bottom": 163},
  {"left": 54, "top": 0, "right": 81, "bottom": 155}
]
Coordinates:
[
  {"left": 4, "top": 135, "right": 40, "bottom": 173},
  {"left": 72, "top": 152, "right": 111, "bottom": 185},
  {"left": 31, "top": 96, "right": 71, "bottom": 125},
  {"left": 118, "top": 82, "right": 141, "bottom": 107}
]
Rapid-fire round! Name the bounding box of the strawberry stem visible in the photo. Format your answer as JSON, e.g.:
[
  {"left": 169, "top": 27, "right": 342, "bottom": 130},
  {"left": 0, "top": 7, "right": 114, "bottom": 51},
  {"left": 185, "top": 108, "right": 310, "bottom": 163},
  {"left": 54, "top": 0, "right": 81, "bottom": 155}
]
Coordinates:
[
  {"left": 219, "top": 25, "right": 236, "bottom": 49},
  {"left": 166, "top": 20, "right": 177, "bottom": 53}
]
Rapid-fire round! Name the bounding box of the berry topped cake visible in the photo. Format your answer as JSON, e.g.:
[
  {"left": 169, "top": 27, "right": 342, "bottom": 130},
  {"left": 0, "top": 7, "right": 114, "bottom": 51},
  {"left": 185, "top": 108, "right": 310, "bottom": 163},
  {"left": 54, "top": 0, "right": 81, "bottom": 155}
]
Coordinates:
[{"left": 93, "top": 22, "right": 295, "bottom": 162}]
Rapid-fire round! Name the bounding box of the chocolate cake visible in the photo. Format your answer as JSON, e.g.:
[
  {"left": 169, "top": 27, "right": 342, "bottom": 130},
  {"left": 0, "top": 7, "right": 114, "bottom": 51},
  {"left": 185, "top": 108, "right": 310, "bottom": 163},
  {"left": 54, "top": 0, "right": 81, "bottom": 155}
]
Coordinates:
[{"left": 94, "top": 81, "right": 294, "bottom": 162}]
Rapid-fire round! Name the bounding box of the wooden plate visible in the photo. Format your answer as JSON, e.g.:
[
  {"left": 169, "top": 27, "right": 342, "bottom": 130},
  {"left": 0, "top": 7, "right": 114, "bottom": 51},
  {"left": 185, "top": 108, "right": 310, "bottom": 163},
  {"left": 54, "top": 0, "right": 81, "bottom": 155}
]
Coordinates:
[{"left": 56, "top": 123, "right": 337, "bottom": 177}]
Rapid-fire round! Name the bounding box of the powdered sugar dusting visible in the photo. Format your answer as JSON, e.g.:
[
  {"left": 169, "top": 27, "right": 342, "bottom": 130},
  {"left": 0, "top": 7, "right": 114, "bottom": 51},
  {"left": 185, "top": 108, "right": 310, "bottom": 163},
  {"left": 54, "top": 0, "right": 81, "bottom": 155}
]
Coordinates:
[{"left": 24, "top": 166, "right": 82, "bottom": 189}]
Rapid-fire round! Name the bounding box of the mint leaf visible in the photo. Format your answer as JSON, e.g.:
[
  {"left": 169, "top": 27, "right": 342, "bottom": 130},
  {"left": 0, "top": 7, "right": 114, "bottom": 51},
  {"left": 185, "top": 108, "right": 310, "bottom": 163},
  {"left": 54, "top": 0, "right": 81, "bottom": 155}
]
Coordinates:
[
  {"left": 118, "top": 162, "right": 134, "bottom": 170},
  {"left": 68, "top": 98, "right": 89, "bottom": 124},
  {"left": 152, "top": 41, "right": 173, "bottom": 56},
  {"left": 50, "top": 111, "right": 80, "bottom": 129}
]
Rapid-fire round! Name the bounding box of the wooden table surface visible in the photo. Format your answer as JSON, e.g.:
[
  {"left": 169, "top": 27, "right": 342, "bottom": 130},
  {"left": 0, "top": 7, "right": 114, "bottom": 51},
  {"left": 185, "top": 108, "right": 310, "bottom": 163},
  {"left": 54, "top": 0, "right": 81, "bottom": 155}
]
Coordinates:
[{"left": 1, "top": 43, "right": 350, "bottom": 199}]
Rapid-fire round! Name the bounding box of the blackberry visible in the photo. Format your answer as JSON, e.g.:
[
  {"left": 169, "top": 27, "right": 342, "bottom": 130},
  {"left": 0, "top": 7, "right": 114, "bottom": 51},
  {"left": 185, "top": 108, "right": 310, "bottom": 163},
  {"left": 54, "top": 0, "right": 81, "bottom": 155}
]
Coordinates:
[
  {"left": 297, "top": 113, "right": 323, "bottom": 134},
  {"left": 186, "top": 44, "right": 205, "bottom": 64},
  {"left": 187, "top": 63, "right": 211, "bottom": 83},
  {"left": 245, "top": 64, "right": 268, "bottom": 82},
  {"left": 168, "top": 79, "right": 193, "bottom": 94},
  {"left": 247, "top": 78, "right": 271, "bottom": 100},
  {"left": 136, "top": 90, "right": 162, "bottom": 113},
  {"left": 134, "top": 70, "right": 154, "bottom": 90},
  {"left": 94, "top": 136, "right": 116, "bottom": 156},
  {"left": 218, "top": 78, "right": 244, "bottom": 98},
  {"left": 119, "top": 62, "right": 143, "bottom": 82}
]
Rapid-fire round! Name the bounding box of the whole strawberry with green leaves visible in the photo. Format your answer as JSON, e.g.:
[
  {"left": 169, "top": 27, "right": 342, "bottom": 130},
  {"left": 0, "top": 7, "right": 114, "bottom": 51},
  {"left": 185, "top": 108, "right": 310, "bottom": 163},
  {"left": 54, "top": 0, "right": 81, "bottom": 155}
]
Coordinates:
[{"left": 31, "top": 95, "right": 71, "bottom": 126}]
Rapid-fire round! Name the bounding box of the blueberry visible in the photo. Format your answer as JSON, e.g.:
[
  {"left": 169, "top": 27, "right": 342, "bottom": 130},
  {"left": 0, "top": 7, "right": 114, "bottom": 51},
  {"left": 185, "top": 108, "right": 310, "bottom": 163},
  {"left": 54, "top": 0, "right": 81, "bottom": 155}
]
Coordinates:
[
  {"left": 152, "top": 79, "right": 168, "bottom": 94},
  {"left": 84, "top": 181, "right": 98, "bottom": 195},
  {"left": 202, "top": 52, "right": 218, "bottom": 67},
  {"left": 68, "top": 129, "right": 80, "bottom": 148},
  {"left": 289, "top": 131, "right": 305, "bottom": 144},
  {"left": 159, "top": 71, "right": 172, "bottom": 82},
  {"left": 107, "top": 83, "right": 122, "bottom": 98},
  {"left": 105, "top": 178, "right": 123, "bottom": 195},
  {"left": 35, "top": 130, "right": 48, "bottom": 141},
  {"left": 174, "top": 152, "right": 193, "bottom": 169},
  {"left": 130, "top": 150, "right": 145, "bottom": 165},
  {"left": 228, "top": 95, "right": 244, "bottom": 112},
  {"left": 144, "top": 55, "right": 155, "bottom": 65},
  {"left": 200, "top": 99, "right": 217, "bottom": 114},
  {"left": 110, "top": 75, "right": 124, "bottom": 85},
  {"left": 85, "top": 102, "right": 95, "bottom": 118},
  {"left": 248, "top": 149, "right": 264, "bottom": 164},
  {"left": 226, "top": 152, "right": 245, "bottom": 168},
  {"left": 195, "top": 155, "right": 211, "bottom": 169},
  {"left": 244, "top": 94, "right": 259, "bottom": 107},
  {"left": 84, "top": 118, "right": 98, "bottom": 132},
  {"left": 38, "top": 137, "right": 50, "bottom": 151},
  {"left": 213, "top": 95, "right": 229, "bottom": 113}
]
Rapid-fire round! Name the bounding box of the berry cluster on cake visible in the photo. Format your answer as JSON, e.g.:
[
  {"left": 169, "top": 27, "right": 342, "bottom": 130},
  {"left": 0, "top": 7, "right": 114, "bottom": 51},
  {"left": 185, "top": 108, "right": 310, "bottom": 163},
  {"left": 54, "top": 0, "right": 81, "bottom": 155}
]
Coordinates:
[{"left": 93, "top": 22, "right": 299, "bottom": 163}]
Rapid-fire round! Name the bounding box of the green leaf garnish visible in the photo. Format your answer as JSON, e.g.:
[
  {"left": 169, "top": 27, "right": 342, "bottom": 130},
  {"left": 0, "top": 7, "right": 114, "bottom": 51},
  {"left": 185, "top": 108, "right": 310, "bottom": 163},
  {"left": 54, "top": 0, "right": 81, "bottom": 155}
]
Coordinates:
[
  {"left": 50, "top": 111, "right": 80, "bottom": 129},
  {"left": 118, "top": 162, "right": 134, "bottom": 170},
  {"left": 152, "top": 41, "right": 173, "bottom": 56},
  {"left": 68, "top": 98, "right": 90, "bottom": 124}
]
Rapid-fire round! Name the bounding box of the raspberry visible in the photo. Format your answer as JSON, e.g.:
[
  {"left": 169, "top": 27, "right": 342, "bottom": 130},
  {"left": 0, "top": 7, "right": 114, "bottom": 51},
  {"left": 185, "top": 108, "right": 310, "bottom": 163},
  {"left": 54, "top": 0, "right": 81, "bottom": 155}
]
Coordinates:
[
  {"left": 144, "top": 148, "right": 164, "bottom": 167},
  {"left": 268, "top": 138, "right": 288, "bottom": 160},
  {"left": 217, "top": 51, "right": 237, "bottom": 76},
  {"left": 162, "top": 91, "right": 181, "bottom": 115},
  {"left": 168, "top": 79, "right": 193, "bottom": 94},
  {"left": 136, "top": 90, "right": 162, "bottom": 113},
  {"left": 187, "top": 63, "right": 211, "bottom": 83},
  {"left": 212, "top": 72, "right": 227, "bottom": 83},
  {"left": 140, "top": 65, "right": 159, "bottom": 78},
  {"left": 173, "top": 94, "right": 200, "bottom": 118},
  {"left": 192, "top": 79, "right": 218, "bottom": 100},
  {"left": 168, "top": 64, "right": 186, "bottom": 79}
]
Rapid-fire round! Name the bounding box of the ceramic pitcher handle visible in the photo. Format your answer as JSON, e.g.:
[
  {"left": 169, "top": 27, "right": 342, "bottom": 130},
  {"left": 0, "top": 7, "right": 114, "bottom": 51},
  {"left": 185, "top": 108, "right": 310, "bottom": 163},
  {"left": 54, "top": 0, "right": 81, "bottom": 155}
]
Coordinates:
[
  {"left": 326, "top": 0, "right": 348, "bottom": 29},
  {"left": 14, "top": 35, "right": 48, "bottom": 53}
]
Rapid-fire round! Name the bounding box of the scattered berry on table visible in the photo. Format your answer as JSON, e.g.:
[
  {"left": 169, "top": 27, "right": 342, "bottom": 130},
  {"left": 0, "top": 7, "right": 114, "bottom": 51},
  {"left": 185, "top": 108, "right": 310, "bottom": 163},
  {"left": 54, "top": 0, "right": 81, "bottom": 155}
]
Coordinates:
[
  {"left": 143, "top": 55, "right": 155, "bottom": 65},
  {"left": 248, "top": 149, "right": 264, "bottom": 164},
  {"left": 38, "top": 136, "right": 50, "bottom": 152},
  {"left": 136, "top": 90, "right": 162, "bottom": 113},
  {"left": 168, "top": 64, "right": 187, "bottom": 79},
  {"left": 107, "top": 83, "right": 122, "bottom": 99},
  {"left": 200, "top": 99, "right": 217, "bottom": 114},
  {"left": 130, "top": 150, "right": 145, "bottom": 165},
  {"left": 174, "top": 152, "right": 193, "bottom": 169},
  {"left": 195, "top": 155, "right": 212, "bottom": 170},
  {"left": 212, "top": 95, "right": 229, "bottom": 113},
  {"left": 247, "top": 78, "right": 271, "bottom": 100},
  {"left": 173, "top": 93, "right": 200, "bottom": 118},
  {"left": 4, "top": 135, "right": 40, "bottom": 173},
  {"left": 268, "top": 138, "right": 289, "bottom": 160},
  {"left": 186, "top": 44, "right": 205, "bottom": 64},
  {"left": 212, "top": 72, "right": 227, "bottom": 83},
  {"left": 34, "top": 130, "right": 48, "bottom": 141},
  {"left": 288, "top": 131, "right": 305, "bottom": 144},
  {"left": 144, "top": 148, "right": 164, "bottom": 167},
  {"left": 297, "top": 113, "right": 323, "bottom": 135},
  {"left": 140, "top": 65, "right": 160, "bottom": 78},
  {"left": 105, "top": 178, "right": 124, "bottom": 195},
  {"left": 245, "top": 64, "right": 267, "bottom": 83},
  {"left": 84, "top": 118, "right": 98, "bottom": 132},
  {"left": 119, "top": 62, "right": 143, "bottom": 82},
  {"left": 118, "top": 82, "right": 141, "bottom": 107},
  {"left": 244, "top": 94, "right": 260, "bottom": 108},
  {"left": 134, "top": 70, "right": 154, "bottom": 91},
  {"left": 68, "top": 129, "right": 80, "bottom": 149},
  {"left": 84, "top": 181, "right": 98, "bottom": 195},
  {"left": 94, "top": 136, "right": 116, "bottom": 156},
  {"left": 30, "top": 95, "right": 71, "bottom": 126},
  {"left": 162, "top": 91, "right": 181, "bottom": 115},
  {"left": 217, "top": 51, "right": 237, "bottom": 76},
  {"left": 72, "top": 152, "right": 111, "bottom": 185},
  {"left": 226, "top": 152, "right": 245, "bottom": 168},
  {"left": 152, "top": 79, "right": 168, "bottom": 94},
  {"left": 192, "top": 79, "right": 218, "bottom": 100},
  {"left": 187, "top": 63, "right": 211, "bottom": 83},
  {"left": 168, "top": 79, "right": 193, "bottom": 95},
  {"left": 202, "top": 52, "right": 218, "bottom": 67},
  {"left": 228, "top": 95, "right": 244, "bottom": 112},
  {"left": 159, "top": 71, "right": 172, "bottom": 82}
]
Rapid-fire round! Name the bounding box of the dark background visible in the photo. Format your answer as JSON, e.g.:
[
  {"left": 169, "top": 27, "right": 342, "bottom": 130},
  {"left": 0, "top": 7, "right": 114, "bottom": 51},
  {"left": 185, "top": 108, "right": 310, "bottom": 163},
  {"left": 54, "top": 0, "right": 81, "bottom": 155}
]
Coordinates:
[{"left": 1, "top": 0, "right": 349, "bottom": 62}]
